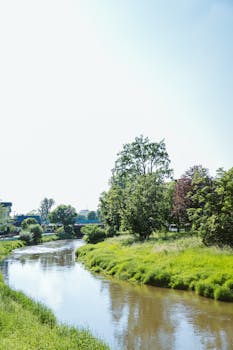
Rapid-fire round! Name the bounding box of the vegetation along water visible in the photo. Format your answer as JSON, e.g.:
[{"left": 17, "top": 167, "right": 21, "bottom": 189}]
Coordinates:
[
  {"left": 76, "top": 234, "right": 233, "bottom": 302},
  {"left": 2, "top": 239, "right": 233, "bottom": 350},
  {"left": 0, "top": 240, "right": 109, "bottom": 350}
]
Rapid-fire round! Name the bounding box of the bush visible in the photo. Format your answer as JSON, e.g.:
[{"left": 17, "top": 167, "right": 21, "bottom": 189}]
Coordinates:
[
  {"left": 19, "top": 224, "right": 43, "bottom": 245},
  {"left": 64, "top": 224, "right": 75, "bottom": 235},
  {"left": 19, "top": 231, "right": 33, "bottom": 245},
  {"left": 81, "top": 225, "right": 106, "bottom": 244},
  {"left": 56, "top": 226, "right": 65, "bottom": 236},
  {"left": 203, "top": 214, "right": 233, "bottom": 248},
  {"left": 30, "top": 224, "right": 43, "bottom": 244},
  {"left": 21, "top": 218, "right": 38, "bottom": 230}
]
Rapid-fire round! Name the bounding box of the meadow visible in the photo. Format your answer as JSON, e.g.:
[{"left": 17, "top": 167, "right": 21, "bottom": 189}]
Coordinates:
[
  {"left": 0, "top": 240, "right": 109, "bottom": 350},
  {"left": 76, "top": 234, "right": 233, "bottom": 302}
]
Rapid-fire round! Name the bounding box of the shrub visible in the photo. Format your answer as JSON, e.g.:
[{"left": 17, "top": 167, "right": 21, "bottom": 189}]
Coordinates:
[
  {"left": 64, "top": 224, "right": 75, "bottom": 235},
  {"left": 19, "top": 231, "right": 33, "bottom": 245},
  {"left": 21, "top": 218, "right": 38, "bottom": 230},
  {"left": 56, "top": 226, "right": 65, "bottom": 235},
  {"left": 30, "top": 224, "right": 43, "bottom": 244},
  {"left": 19, "top": 224, "right": 43, "bottom": 245},
  {"left": 81, "top": 225, "right": 106, "bottom": 244}
]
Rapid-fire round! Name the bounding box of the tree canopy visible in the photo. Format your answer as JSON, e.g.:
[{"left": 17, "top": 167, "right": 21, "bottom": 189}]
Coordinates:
[
  {"left": 112, "top": 135, "right": 172, "bottom": 187},
  {"left": 100, "top": 135, "right": 173, "bottom": 239},
  {"left": 39, "top": 198, "right": 55, "bottom": 224},
  {"left": 49, "top": 205, "right": 77, "bottom": 227}
]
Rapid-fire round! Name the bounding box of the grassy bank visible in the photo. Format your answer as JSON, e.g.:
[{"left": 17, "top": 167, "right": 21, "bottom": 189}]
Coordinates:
[
  {"left": 76, "top": 235, "right": 233, "bottom": 302},
  {"left": 0, "top": 240, "right": 109, "bottom": 350}
]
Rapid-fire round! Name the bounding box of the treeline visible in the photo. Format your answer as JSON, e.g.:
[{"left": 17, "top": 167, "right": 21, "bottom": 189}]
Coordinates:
[{"left": 99, "top": 135, "right": 233, "bottom": 247}]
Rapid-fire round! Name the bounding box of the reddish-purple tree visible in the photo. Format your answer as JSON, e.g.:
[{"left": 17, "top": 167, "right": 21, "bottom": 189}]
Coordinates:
[{"left": 171, "top": 177, "right": 192, "bottom": 231}]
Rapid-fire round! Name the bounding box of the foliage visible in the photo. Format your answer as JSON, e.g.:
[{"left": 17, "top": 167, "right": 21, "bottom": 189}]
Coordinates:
[
  {"left": 0, "top": 204, "right": 12, "bottom": 233},
  {"left": 49, "top": 205, "right": 77, "bottom": 228},
  {"left": 63, "top": 224, "right": 75, "bottom": 236},
  {"left": 99, "top": 135, "right": 173, "bottom": 237},
  {"left": 0, "top": 241, "right": 24, "bottom": 258},
  {"left": 187, "top": 165, "right": 213, "bottom": 231},
  {"left": 81, "top": 225, "right": 106, "bottom": 244},
  {"left": 21, "top": 217, "right": 38, "bottom": 230},
  {"left": 121, "top": 174, "right": 167, "bottom": 239},
  {"left": 112, "top": 135, "right": 172, "bottom": 187},
  {"left": 20, "top": 231, "right": 33, "bottom": 245},
  {"left": 87, "top": 211, "right": 97, "bottom": 220},
  {"left": 20, "top": 224, "right": 43, "bottom": 245},
  {"left": 56, "top": 226, "right": 65, "bottom": 235},
  {"left": 171, "top": 177, "right": 192, "bottom": 231},
  {"left": 201, "top": 167, "right": 233, "bottom": 247},
  {"left": 76, "top": 236, "right": 233, "bottom": 302},
  {"left": 39, "top": 198, "right": 55, "bottom": 224},
  {"left": 0, "top": 241, "right": 109, "bottom": 350},
  {"left": 30, "top": 224, "right": 43, "bottom": 244},
  {"left": 99, "top": 185, "right": 124, "bottom": 236}
]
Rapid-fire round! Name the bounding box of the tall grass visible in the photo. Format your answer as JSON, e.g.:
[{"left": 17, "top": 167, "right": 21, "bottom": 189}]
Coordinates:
[
  {"left": 0, "top": 240, "right": 109, "bottom": 350},
  {"left": 76, "top": 235, "right": 233, "bottom": 302}
]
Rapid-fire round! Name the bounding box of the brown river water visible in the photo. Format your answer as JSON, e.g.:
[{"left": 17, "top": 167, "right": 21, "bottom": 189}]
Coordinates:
[{"left": 1, "top": 239, "right": 233, "bottom": 350}]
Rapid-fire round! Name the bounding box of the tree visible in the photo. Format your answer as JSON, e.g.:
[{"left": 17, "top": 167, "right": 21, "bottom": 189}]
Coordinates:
[
  {"left": 112, "top": 135, "right": 172, "bottom": 187},
  {"left": 186, "top": 166, "right": 213, "bottom": 231},
  {"left": 87, "top": 211, "right": 97, "bottom": 220},
  {"left": 0, "top": 204, "right": 10, "bottom": 233},
  {"left": 99, "top": 185, "right": 125, "bottom": 235},
  {"left": 202, "top": 167, "right": 233, "bottom": 247},
  {"left": 39, "top": 198, "right": 55, "bottom": 224},
  {"left": 49, "top": 205, "right": 77, "bottom": 232},
  {"left": 171, "top": 177, "right": 192, "bottom": 231},
  {"left": 121, "top": 173, "right": 167, "bottom": 240},
  {"left": 99, "top": 135, "right": 172, "bottom": 236}
]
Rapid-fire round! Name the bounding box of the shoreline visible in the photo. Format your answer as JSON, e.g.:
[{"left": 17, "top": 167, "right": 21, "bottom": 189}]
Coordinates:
[
  {"left": 76, "top": 235, "right": 233, "bottom": 302},
  {"left": 0, "top": 239, "right": 109, "bottom": 350}
]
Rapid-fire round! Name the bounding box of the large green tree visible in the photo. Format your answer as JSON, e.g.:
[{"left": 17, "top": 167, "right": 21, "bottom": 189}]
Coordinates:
[
  {"left": 100, "top": 135, "right": 172, "bottom": 237},
  {"left": 121, "top": 173, "right": 167, "bottom": 240},
  {"left": 112, "top": 135, "right": 172, "bottom": 187},
  {"left": 49, "top": 205, "right": 77, "bottom": 231}
]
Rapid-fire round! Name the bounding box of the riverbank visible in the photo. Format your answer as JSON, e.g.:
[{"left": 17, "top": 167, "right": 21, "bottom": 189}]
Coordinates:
[
  {"left": 76, "top": 235, "right": 233, "bottom": 302},
  {"left": 0, "top": 240, "right": 109, "bottom": 350}
]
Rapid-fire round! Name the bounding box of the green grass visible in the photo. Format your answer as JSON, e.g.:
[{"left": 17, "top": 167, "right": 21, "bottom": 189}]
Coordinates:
[
  {"left": 76, "top": 234, "right": 233, "bottom": 302},
  {"left": 0, "top": 240, "right": 109, "bottom": 350},
  {"left": 41, "top": 234, "right": 60, "bottom": 243}
]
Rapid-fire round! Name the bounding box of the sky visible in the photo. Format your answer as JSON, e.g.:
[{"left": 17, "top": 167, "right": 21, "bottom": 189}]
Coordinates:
[{"left": 0, "top": 0, "right": 232, "bottom": 214}]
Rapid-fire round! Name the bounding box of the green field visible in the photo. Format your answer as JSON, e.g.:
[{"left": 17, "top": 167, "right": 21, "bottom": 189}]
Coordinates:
[
  {"left": 0, "top": 240, "right": 109, "bottom": 350},
  {"left": 76, "top": 234, "right": 233, "bottom": 302}
]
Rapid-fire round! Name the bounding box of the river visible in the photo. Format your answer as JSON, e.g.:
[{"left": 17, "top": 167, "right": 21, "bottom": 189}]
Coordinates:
[{"left": 1, "top": 239, "right": 233, "bottom": 350}]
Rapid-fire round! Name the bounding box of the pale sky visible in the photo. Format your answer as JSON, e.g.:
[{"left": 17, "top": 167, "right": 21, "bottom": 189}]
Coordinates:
[{"left": 1, "top": 0, "right": 232, "bottom": 214}]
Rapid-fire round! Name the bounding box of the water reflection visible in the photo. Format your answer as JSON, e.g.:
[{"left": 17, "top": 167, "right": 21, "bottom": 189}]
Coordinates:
[
  {"left": 107, "top": 281, "right": 233, "bottom": 350},
  {"left": 1, "top": 239, "right": 233, "bottom": 350}
]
